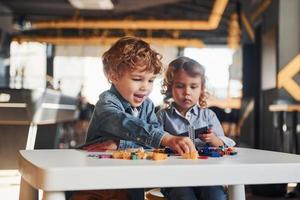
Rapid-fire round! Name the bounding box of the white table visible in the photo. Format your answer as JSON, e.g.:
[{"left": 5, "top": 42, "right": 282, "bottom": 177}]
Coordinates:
[{"left": 18, "top": 148, "right": 300, "bottom": 200}]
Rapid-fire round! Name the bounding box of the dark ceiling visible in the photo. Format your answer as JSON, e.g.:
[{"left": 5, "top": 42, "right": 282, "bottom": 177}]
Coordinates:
[{"left": 0, "top": 0, "right": 239, "bottom": 45}]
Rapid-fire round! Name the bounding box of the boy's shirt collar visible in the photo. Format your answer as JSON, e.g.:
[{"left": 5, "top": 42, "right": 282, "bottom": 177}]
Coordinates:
[{"left": 109, "top": 84, "right": 142, "bottom": 112}]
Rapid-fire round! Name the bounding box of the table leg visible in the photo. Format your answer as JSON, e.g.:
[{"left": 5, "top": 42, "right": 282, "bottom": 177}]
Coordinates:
[
  {"left": 42, "top": 191, "right": 65, "bottom": 200},
  {"left": 228, "top": 184, "right": 245, "bottom": 200},
  {"left": 19, "top": 177, "right": 38, "bottom": 200}
]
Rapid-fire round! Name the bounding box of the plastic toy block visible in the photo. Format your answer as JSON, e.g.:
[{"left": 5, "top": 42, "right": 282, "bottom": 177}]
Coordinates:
[
  {"left": 98, "top": 154, "right": 112, "bottom": 159},
  {"left": 218, "top": 150, "right": 225, "bottom": 156},
  {"left": 182, "top": 151, "right": 199, "bottom": 159},
  {"left": 198, "top": 156, "right": 209, "bottom": 159},
  {"left": 145, "top": 151, "right": 153, "bottom": 159},
  {"left": 152, "top": 152, "right": 168, "bottom": 160},
  {"left": 219, "top": 146, "right": 225, "bottom": 151},
  {"left": 90, "top": 147, "right": 236, "bottom": 161},
  {"left": 87, "top": 154, "right": 98, "bottom": 158},
  {"left": 198, "top": 148, "right": 211, "bottom": 156},
  {"left": 131, "top": 154, "right": 138, "bottom": 160},
  {"left": 164, "top": 147, "right": 175, "bottom": 154},
  {"left": 227, "top": 147, "right": 235, "bottom": 152},
  {"left": 136, "top": 149, "right": 146, "bottom": 159},
  {"left": 210, "top": 151, "right": 222, "bottom": 157},
  {"left": 112, "top": 150, "right": 131, "bottom": 159},
  {"left": 153, "top": 149, "right": 166, "bottom": 153}
]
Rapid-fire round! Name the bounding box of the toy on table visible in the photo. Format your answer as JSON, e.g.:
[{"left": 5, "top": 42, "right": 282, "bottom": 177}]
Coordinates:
[
  {"left": 89, "top": 148, "right": 168, "bottom": 161},
  {"left": 112, "top": 148, "right": 148, "bottom": 160},
  {"left": 152, "top": 152, "right": 168, "bottom": 160},
  {"left": 182, "top": 151, "right": 199, "bottom": 160},
  {"left": 198, "top": 146, "right": 237, "bottom": 157},
  {"left": 87, "top": 146, "right": 238, "bottom": 161}
]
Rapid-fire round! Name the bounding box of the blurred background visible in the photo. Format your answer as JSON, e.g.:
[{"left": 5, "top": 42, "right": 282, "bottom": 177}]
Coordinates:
[{"left": 0, "top": 0, "right": 299, "bottom": 199}]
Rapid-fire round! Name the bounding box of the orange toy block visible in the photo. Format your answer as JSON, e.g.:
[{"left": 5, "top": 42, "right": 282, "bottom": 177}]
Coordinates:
[
  {"left": 182, "top": 151, "right": 199, "bottom": 159},
  {"left": 152, "top": 152, "right": 168, "bottom": 160},
  {"left": 112, "top": 150, "right": 131, "bottom": 159}
]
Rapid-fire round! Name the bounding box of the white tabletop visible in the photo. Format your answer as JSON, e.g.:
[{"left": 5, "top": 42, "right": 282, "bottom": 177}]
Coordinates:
[{"left": 18, "top": 147, "right": 300, "bottom": 192}]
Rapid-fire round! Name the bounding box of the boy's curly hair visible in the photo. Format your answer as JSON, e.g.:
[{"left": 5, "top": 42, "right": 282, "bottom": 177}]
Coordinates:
[
  {"left": 102, "top": 37, "right": 163, "bottom": 80},
  {"left": 161, "top": 56, "right": 208, "bottom": 108}
]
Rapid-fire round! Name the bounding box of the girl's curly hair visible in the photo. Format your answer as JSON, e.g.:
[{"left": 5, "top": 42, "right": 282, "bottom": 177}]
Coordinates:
[
  {"left": 161, "top": 56, "right": 208, "bottom": 108},
  {"left": 102, "top": 37, "right": 163, "bottom": 80}
]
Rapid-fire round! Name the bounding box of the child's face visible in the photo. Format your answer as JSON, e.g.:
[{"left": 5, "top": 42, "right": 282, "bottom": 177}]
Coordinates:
[
  {"left": 111, "top": 67, "right": 156, "bottom": 107},
  {"left": 171, "top": 69, "right": 202, "bottom": 114}
]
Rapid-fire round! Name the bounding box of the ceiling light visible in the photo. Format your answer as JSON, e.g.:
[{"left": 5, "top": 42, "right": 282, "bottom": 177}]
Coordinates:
[{"left": 68, "top": 0, "right": 114, "bottom": 10}]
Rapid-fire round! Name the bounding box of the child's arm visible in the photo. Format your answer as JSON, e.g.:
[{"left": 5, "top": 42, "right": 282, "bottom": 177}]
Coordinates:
[
  {"left": 199, "top": 109, "right": 236, "bottom": 147},
  {"left": 86, "top": 95, "right": 166, "bottom": 149},
  {"left": 198, "top": 129, "right": 224, "bottom": 147},
  {"left": 156, "top": 109, "right": 196, "bottom": 155},
  {"left": 161, "top": 133, "right": 196, "bottom": 155},
  {"left": 82, "top": 140, "right": 119, "bottom": 151}
]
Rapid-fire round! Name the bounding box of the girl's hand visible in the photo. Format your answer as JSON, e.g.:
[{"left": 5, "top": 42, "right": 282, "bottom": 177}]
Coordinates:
[
  {"left": 161, "top": 133, "right": 196, "bottom": 155},
  {"left": 198, "top": 129, "right": 224, "bottom": 147},
  {"left": 83, "top": 140, "right": 119, "bottom": 151}
]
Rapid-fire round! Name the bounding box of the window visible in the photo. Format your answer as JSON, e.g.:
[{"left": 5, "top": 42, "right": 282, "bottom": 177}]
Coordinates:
[{"left": 10, "top": 41, "right": 46, "bottom": 89}]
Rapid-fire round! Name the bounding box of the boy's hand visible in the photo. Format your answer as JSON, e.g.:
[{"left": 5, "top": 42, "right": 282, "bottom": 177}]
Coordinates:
[
  {"left": 198, "top": 129, "right": 224, "bottom": 147},
  {"left": 161, "top": 133, "right": 196, "bottom": 155},
  {"left": 83, "top": 140, "right": 119, "bottom": 151}
]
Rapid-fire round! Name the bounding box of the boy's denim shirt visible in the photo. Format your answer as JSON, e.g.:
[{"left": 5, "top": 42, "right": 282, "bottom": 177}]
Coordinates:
[
  {"left": 85, "top": 85, "right": 164, "bottom": 149},
  {"left": 156, "top": 103, "right": 236, "bottom": 148}
]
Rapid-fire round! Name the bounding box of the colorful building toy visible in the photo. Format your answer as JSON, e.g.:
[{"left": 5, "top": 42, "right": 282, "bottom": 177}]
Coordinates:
[
  {"left": 88, "top": 146, "right": 238, "bottom": 161},
  {"left": 197, "top": 146, "right": 238, "bottom": 157}
]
